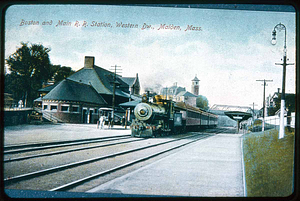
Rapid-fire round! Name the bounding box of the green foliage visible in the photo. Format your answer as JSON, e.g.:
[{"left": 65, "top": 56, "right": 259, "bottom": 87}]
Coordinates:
[
  {"left": 5, "top": 42, "right": 76, "bottom": 107},
  {"left": 196, "top": 95, "right": 209, "bottom": 110},
  {"left": 52, "top": 65, "right": 75, "bottom": 83},
  {"left": 4, "top": 72, "right": 25, "bottom": 101},
  {"left": 5, "top": 42, "right": 52, "bottom": 107}
]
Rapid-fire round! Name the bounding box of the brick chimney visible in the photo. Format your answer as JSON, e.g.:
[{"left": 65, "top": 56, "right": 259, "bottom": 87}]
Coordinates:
[{"left": 84, "top": 56, "right": 95, "bottom": 68}]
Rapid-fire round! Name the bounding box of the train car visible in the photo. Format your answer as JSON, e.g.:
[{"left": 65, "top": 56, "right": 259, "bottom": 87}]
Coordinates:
[
  {"left": 174, "top": 102, "right": 218, "bottom": 130},
  {"left": 131, "top": 94, "right": 218, "bottom": 137}
]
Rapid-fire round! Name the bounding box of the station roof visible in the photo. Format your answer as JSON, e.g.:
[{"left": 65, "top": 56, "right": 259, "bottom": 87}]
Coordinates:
[
  {"left": 67, "top": 65, "right": 131, "bottom": 98},
  {"left": 210, "top": 104, "right": 252, "bottom": 113},
  {"left": 42, "top": 79, "right": 107, "bottom": 105},
  {"left": 119, "top": 100, "right": 141, "bottom": 108},
  {"left": 224, "top": 111, "right": 252, "bottom": 122}
]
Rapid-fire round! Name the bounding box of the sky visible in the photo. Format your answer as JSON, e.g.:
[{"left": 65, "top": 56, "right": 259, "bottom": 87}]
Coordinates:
[{"left": 4, "top": 4, "right": 296, "bottom": 109}]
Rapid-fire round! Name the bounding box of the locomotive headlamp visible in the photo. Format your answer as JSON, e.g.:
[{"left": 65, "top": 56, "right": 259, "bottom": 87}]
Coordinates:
[
  {"left": 139, "top": 109, "right": 147, "bottom": 116},
  {"left": 134, "top": 103, "right": 153, "bottom": 121},
  {"left": 271, "top": 30, "right": 277, "bottom": 45}
]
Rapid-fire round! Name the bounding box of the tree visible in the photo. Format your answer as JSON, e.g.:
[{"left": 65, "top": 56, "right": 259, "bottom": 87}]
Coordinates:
[
  {"left": 52, "top": 65, "right": 75, "bottom": 83},
  {"left": 196, "top": 95, "right": 209, "bottom": 110},
  {"left": 5, "top": 42, "right": 52, "bottom": 107},
  {"left": 268, "top": 93, "right": 295, "bottom": 116}
]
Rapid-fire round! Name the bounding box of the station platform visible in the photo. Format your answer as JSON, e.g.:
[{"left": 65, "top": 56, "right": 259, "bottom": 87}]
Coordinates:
[
  {"left": 4, "top": 123, "right": 130, "bottom": 146},
  {"left": 87, "top": 134, "right": 245, "bottom": 197}
]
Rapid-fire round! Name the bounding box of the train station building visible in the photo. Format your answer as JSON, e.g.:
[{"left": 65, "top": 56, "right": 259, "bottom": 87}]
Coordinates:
[{"left": 36, "top": 56, "right": 141, "bottom": 124}]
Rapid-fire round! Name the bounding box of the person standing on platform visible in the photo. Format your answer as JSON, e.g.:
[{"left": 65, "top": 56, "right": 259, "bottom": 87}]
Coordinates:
[
  {"left": 108, "top": 113, "right": 112, "bottom": 129},
  {"left": 99, "top": 115, "right": 105, "bottom": 129},
  {"left": 122, "top": 116, "right": 125, "bottom": 127}
]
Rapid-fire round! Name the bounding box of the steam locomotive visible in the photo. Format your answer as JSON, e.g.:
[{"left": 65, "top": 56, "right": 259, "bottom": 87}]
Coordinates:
[{"left": 131, "top": 94, "right": 218, "bottom": 137}]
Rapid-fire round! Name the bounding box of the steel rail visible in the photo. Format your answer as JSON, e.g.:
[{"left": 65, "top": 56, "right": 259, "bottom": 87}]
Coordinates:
[
  {"left": 4, "top": 134, "right": 132, "bottom": 151},
  {"left": 4, "top": 133, "right": 211, "bottom": 185},
  {"left": 49, "top": 134, "right": 211, "bottom": 191},
  {"left": 4, "top": 135, "right": 131, "bottom": 154},
  {"left": 4, "top": 138, "right": 147, "bottom": 163}
]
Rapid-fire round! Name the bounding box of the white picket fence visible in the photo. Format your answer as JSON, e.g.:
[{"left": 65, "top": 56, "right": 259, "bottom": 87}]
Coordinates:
[{"left": 258, "top": 112, "right": 295, "bottom": 129}]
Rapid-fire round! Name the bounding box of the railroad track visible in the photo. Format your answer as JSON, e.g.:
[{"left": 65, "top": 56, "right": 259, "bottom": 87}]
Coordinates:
[
  {"left": 3, "top": 128, "right": 229, "bottom": 163},
  {"left": 4, "top": 136, "right": 146, "bottom": 163},
  {"left": 4, "top": 134, "right": 132, "bottom": 153},
  {"left": 4, "top": 132, "right": 214, "bottom": 192}
]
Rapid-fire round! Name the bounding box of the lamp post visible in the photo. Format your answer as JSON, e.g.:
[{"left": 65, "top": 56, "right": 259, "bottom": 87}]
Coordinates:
[{"left": 271, "top": 23, "right": 294, "bottom": 139}]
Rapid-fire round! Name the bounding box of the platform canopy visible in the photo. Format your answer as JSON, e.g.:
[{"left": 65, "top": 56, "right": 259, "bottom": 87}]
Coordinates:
[
  {"left": 210, "top": 104, "right": 252, "bottom": 113},
  {"left": 224, "top": 111, "right": 252, "bottom": 122},
  {"left": 119, "top": 100, "right": 141, "bottom": 108}
]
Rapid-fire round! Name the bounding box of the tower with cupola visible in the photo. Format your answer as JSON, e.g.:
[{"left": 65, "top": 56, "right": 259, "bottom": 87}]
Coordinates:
[{"left": 191, "top": 75, "right": 200, "bottom": 96}]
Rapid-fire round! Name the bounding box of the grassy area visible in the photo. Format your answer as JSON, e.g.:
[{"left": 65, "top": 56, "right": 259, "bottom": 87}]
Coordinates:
[{"left": 243, "top": 127, "right": 295, "bottom": 197}]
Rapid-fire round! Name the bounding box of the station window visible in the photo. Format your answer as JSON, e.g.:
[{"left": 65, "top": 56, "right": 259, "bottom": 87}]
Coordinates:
[
  {"left": 72, "top": 106, "right": 79, "bottom": 113},
  {"left": 61, "top": 106, "right": 69, "bottom": 112},
  {"left": 50, "top": 105, "right": 57, "bottom": 111},
  {"left": 43, "top": 105, "right": 48, "bottom": 110}
]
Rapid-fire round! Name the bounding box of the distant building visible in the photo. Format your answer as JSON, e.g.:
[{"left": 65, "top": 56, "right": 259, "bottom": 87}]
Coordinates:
[
  {"left": 121, "top": 73, "right": 140, "bottom": 96},
  {"left": 160, "top": 77, "right": 200, "bottom": 107},
  {"left": 191, "top": 75, "right": 200, "bottom": 96},
  {"left": 175, "top": 91, "right": 197, "bottom": 107},
  {"left": 4, "top": 93, "right": 16, "bottom": 108},
  {"left": 266, "top": 88, "right": 295, "bottom": 116},
  {"left": 160, "top": 82, "right": 186, "bottom": 100},
  {"left": 37, "top": 56, "right": 141, "bottom": 124}
]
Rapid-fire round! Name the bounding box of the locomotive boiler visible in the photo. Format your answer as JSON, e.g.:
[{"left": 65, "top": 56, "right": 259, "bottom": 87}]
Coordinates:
[
  {"left": 131, "top": 95, "right": 176, "bottom": 137},
  {"left": 131, "top": 94, "right": 218, "bottom": 138}
]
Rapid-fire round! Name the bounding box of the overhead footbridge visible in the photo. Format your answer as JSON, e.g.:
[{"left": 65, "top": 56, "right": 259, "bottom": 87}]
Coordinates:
[{"left": 210, "top": 104, "right": 253, "bottom": 133}]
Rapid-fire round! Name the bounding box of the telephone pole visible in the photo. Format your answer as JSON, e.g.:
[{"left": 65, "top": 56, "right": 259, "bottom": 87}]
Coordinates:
[
  {"left": 249, "top": 102, "right": 258, "bottom": 124},
  {"left": 271, "top": 23, "right": 294, "bottom": 139},
  {"left": 110, "top": 65, "right": 122, "bottom": 127},
  {"left": 256, "top": 79, "right": 273, "bottom": 131}
]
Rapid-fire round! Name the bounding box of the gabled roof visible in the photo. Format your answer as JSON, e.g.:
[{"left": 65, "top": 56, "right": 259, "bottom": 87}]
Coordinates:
[
  {"left": 120, "top": 73, "right": 139, "bottom": 88},
  {"left": 161, "top": 86, "right": 186, "bottom": 96},
  {"left": 176, "top": 91, "right": 197, "bottom": 97},
  {"left": 67, "top": 66, "right": 112, "bottom": 95},
  {"left": 121, "top": 77, "right": 136, "bottom": 87},
  {"left": 174, "top": 87, "right": 186, "bottom": 95},
  {"left": 42, "top": 79, "right": 107, "bottom": 105},
  {"left": 67, "top": 65, "right": 130, "bottom": 97}
]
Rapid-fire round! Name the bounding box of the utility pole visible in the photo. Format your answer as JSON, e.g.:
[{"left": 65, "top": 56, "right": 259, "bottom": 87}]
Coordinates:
[
  {"left": 271, "top": 23, "right": 294, "bottom": 139},
  {"left": 256, "top": 79, "right": 273, "bottom": 131},
  {"left": 275, "top": 58, "right": 294, "bottom": 138},
  {"left": 249, "top": 102, "right": 258, "bottom": 124},
  {"left": 164, "top": 87, "right": 168, "bottom": 100},
  {"left": 110, "top": 65, "right": 122, "bottom": 128}
]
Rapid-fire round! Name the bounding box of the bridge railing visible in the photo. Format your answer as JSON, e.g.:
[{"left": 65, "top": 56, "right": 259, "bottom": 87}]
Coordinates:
[{"left": 33, "top": 107, "right": 63, "bottom": 123}]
